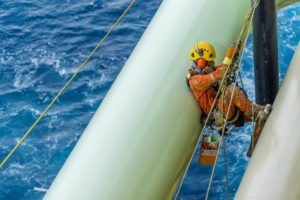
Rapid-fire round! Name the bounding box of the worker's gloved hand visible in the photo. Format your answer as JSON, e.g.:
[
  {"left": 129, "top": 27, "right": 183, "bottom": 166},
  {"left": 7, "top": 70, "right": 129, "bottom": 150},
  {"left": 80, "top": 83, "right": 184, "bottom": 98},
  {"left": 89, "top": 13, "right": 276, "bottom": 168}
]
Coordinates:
[
  {"left": 186, "top": 68, "right": 193, "bottom": 80},
  {"left": 222, "top": 41, "right": 241, "bottom": 65},
  {"left": 226, "top": 41, "right": 241, "bottom": 59}
]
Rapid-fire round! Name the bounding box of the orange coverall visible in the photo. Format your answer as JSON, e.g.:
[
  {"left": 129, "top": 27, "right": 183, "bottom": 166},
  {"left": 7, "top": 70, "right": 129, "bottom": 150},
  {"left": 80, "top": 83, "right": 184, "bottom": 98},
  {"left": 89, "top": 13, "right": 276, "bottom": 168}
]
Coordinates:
[{"left": 188, "top": 64, "right": 259, "bottom": 122}]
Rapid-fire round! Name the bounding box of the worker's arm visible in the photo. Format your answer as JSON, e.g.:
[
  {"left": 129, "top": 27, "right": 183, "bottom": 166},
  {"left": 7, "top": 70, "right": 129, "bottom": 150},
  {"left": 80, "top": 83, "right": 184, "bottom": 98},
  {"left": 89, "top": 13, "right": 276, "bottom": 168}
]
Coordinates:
[
  {"left": 212, "top": 41, "right": 240, "bottom": 80},
  {"left": 211, "top": 64, "right": 228, "bottom": 81},
  {"left": 188, "top": 72, "right": 217, "bottom": 92},
  {"left": 187, "top": 42, "right": 239, "bottom": 93}
]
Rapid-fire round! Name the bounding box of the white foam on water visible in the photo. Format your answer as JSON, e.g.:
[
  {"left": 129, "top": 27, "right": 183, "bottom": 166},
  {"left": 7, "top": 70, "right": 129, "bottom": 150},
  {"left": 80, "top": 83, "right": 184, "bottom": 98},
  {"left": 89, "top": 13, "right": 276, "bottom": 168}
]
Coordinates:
[{"left": 33, "top": 187, "right": 48, "bottom": 193}]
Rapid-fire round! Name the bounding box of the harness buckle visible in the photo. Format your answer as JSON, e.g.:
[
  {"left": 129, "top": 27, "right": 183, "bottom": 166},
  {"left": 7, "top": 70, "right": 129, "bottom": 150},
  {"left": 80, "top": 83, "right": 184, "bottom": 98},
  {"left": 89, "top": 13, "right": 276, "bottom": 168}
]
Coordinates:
[{"left": 213, "top": 109, "right": 240, "bottom": 128}]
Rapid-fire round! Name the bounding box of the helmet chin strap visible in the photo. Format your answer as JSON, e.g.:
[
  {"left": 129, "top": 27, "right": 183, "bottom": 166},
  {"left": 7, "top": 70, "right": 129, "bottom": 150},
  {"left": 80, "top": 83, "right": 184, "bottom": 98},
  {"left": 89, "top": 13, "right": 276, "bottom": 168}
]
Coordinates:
[{"left": 202, "top": 66, "right": 214, "bottom": 74}]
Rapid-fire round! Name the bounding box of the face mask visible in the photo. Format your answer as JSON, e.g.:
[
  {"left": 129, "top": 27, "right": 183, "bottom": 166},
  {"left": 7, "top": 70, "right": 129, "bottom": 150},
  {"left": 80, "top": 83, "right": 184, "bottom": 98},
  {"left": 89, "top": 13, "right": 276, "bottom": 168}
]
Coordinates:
[
  {"left": 197, "top": 58, "right": 207, "bottom": 69},
  {"left": 191, "top": 63, "right": 213, "bottom": 75}
]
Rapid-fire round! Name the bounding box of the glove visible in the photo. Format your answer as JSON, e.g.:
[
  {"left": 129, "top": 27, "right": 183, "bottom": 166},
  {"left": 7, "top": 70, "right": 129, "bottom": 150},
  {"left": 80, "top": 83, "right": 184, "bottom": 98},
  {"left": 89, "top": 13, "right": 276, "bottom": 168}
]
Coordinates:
[
  {"left": 226, "top": 41, "right": 241, "bottom": 58},
  {"left": 186, "top": 73, "right": 191, "bottom": 80},
  {"left": 186, "top": 68, "right": 193, "bottom": 80},
  {"left": 222, "top": 41, "right": 241, "bottom": 65}
]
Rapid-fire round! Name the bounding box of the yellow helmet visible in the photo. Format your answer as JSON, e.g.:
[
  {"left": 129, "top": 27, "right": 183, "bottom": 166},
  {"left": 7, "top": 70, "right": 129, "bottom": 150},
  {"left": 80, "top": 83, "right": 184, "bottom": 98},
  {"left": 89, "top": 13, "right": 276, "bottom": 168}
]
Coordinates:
[{"left": 189, "top": 42, "right": 216, "bottom": 61}]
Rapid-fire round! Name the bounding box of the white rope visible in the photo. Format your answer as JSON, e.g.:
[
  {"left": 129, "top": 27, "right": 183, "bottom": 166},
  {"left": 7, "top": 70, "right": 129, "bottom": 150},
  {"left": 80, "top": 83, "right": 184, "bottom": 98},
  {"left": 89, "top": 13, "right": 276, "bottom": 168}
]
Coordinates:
[
  {"left": 204, "top": 1, "right": 258, "bottom": 199},
  {"left": 174, "top": 1, "right": 260, "bottom": 198},
  {"left": 223, "top": 137, "right": 230, "bottom": 200},
  {"left": 173, "top": 43, "right": 242, "bottom": 200}
]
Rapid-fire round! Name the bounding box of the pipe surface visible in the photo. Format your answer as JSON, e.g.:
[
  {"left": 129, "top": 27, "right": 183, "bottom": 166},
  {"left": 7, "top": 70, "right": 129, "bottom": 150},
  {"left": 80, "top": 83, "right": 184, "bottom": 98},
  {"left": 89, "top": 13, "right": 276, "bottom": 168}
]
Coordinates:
[
  {"left": 236, "top": 44, "right": 300, "bottom": 200},
  {"left": 253, "top": 0, "right": 279, "bottom": 105},
  {"left": 43, "top": 0, "right": 251, "bottom": 199}
]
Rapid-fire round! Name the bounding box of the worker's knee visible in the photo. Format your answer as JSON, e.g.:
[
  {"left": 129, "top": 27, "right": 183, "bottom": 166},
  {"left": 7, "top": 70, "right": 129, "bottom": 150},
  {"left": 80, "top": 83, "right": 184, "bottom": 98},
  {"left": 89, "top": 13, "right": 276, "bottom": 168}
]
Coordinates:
[{"left": 224, "top": 84, "right": 235, "bottom": 96}]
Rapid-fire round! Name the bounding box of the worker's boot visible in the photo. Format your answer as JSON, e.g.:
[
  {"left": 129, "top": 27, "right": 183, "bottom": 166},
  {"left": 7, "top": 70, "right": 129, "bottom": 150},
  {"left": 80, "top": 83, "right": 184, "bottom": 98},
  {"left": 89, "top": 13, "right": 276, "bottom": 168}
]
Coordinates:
[{"left": 247, "top": 104, "right": 272, "bottom": 157}]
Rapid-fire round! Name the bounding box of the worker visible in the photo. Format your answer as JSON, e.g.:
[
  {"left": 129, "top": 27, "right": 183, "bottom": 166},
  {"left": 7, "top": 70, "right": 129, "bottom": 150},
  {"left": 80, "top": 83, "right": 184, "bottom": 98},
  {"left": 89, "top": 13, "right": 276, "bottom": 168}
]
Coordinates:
[{"left": 186, "top": 41, "right": 271, "bottom": 157}]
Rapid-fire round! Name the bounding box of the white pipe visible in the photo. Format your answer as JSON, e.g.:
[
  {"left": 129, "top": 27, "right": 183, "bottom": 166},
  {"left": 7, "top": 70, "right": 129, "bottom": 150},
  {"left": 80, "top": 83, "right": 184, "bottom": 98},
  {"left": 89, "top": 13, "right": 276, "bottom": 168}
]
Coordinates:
[
  {"left": 42, "top": 0, "right": 294, "bottom": 199},
  {"left": 235, "top": 43, "right": 300, "bottom": 200},
  {"left": 43, "top": 1, "right": 253, "bottom": 200}
]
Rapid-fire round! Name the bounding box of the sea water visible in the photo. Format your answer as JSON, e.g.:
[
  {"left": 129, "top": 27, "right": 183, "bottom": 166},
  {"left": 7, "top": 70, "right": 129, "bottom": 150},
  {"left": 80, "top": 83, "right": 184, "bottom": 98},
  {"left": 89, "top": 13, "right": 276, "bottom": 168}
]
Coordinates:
[{"left": 0, "top": 1, "right": 299, "bottom": 199}]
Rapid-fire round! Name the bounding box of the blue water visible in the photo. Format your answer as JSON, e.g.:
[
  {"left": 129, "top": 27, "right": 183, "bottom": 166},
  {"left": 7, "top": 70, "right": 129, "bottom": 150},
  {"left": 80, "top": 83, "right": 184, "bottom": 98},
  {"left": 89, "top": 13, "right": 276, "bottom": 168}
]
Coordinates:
[{"left": 0, "top": 1, "right": 299, "bottom": 200}]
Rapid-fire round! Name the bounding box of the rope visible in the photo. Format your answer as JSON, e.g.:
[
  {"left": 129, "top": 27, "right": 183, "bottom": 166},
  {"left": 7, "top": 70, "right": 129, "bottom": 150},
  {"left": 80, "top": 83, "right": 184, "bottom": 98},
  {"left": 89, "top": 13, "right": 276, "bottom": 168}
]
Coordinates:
[
  {"left": 174, "top": 17, "right": 250, "bottom": 198},
  {"left": 221, "top": 77, "right": 230, "bottom": 200},
  {"left": 223, "top": 137, "right": 230, "bottom": 200},
  {"left": 277, "top": 0, "right": 300, "bottom": 9},
  {"left": 204, "top": 1, "right": 259, "bottom": 199},
  {"left": 250, "top": 104, "right": 256, "bottom": 155},
  {"left": 173, "top": 50, "right": 238, "bottom": 200},
  {"left": 238, "top": 71, "right": 245, "bottom": 91},
  {"left": 0, "top": 0, "right": 137, "bottom": 169},
  {"left": 173, "top": 2, "right": 259, "bottom": 199}
]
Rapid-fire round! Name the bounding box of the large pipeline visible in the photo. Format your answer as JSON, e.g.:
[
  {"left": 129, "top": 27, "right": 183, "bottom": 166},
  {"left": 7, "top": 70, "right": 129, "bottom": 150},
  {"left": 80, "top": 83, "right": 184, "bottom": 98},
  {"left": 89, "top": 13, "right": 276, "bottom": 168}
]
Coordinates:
[
  {"left": 43, "top": 0, "right": 294, "bottom": 199},
  {"left": 43, "top": 1, "right": 251, "bottom": 199},
  {"left": 236, "top": 44, "right": 300, "bottom": 200}
]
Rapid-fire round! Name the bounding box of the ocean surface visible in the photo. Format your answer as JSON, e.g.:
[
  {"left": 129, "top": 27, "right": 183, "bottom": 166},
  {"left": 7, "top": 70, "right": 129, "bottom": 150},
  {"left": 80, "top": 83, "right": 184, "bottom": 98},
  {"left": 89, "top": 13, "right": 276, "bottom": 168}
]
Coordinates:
[{"left": 0, "top": 1, "right": 299, "bottom": 199}]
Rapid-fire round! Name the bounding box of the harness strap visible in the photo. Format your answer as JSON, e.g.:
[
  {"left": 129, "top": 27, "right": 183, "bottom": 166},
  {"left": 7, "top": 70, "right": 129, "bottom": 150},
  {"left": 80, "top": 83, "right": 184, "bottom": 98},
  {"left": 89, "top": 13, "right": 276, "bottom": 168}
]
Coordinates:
[{"left": 214, "top": 109, "right": 240, "bottom": 128}]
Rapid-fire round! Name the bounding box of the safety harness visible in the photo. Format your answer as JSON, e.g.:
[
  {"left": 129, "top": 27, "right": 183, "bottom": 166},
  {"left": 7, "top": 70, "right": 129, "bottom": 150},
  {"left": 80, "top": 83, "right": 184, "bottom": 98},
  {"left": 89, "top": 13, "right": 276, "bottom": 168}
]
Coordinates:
[{"left": 186, "top": 61, "right": 245, "bottom": 133}]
